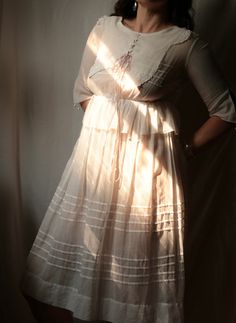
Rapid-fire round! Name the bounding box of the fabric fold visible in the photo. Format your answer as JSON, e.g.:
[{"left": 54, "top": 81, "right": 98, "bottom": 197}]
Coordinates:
[{"left": 82, "top": 95, "right": 179, "bottom": 136}]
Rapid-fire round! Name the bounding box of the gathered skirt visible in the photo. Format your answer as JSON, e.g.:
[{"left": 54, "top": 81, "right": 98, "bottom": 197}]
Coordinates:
[{"left": 21, "top": 98, "right": 185, "bottom": 323}]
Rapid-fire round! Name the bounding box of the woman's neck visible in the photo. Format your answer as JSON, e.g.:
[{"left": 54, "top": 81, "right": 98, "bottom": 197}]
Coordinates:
[{"left": 131, "top": 4, "right": 172, "bottom": 33}]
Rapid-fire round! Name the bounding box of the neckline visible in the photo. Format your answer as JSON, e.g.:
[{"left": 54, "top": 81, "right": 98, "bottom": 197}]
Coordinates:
[{"left": 118, "top": 16, "right": 177, "bottom": 36}]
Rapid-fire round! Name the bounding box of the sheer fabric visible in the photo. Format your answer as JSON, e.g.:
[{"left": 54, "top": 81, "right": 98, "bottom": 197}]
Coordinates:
[{"left": 21, "top": 15, "right": 236, "bottom": 323}]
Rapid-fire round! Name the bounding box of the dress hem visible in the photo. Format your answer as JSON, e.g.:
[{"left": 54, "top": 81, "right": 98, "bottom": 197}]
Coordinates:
[{"left": 21, "top": 272, "right": 183, "bottom": 323}]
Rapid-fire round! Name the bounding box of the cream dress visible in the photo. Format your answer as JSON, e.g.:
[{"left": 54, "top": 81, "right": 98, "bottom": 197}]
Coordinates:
[{"left": 21, "top": 15, "right": 236, "bottom": 323}]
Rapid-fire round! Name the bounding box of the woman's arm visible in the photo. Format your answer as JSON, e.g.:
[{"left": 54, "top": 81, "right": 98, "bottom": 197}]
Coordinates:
[
  {"left": 73, "top": 16, "right": 105, "bottom": 111},
  {"left": 185, "top": 37, "right": 236, "bottom": 151},
  {"left": 191, "top": 116, "right": 232, "bottom": 150}
]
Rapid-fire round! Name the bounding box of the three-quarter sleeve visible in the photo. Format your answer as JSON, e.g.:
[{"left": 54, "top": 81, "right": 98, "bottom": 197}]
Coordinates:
[
  {"left": 73, "top": 16, "right": 106, "bottom": 109},
  {"left": 185, "top": 36, "right": 236, "bottom": 123}
]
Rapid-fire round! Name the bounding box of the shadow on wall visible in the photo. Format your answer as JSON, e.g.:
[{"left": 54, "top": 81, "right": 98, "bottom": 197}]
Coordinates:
[
  {"left": 0, "top": 10, "right": 37, "bottom": 317},
  {"left": 177, "top": 2, "right": 236, "bottom": 321},
  {"left": 194, "top": 0, "right": 236, "bottom": 81},
  {"left": 0, "top": 187, "right": 38, "bottom": 323},
  {"left": 184, "top": 128, "right": 236, "bottom": 323}
]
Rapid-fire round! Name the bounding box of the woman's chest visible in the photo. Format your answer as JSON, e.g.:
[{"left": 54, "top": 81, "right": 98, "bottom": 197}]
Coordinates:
[{"left": 87, "top": 26, "right": 190, "bottom": 100}]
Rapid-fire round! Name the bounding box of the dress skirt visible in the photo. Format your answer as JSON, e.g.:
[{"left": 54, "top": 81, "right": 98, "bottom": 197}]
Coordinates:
[{"left": 21, "top": 97, "right": 185, "bottom": 323}]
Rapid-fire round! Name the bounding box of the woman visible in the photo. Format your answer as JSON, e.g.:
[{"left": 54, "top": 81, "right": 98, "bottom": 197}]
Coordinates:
[{"left": 21, "top": 0, "right": 236, "bottom": 322}]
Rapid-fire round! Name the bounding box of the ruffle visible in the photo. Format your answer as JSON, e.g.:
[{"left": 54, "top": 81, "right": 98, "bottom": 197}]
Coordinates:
[{"left": 82, "top": 95, "right": 179, "bottom": 137}]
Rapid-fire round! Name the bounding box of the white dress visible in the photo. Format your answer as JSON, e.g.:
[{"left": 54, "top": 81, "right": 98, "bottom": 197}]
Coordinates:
[{"left": 21, "top": 15, "right": 236, "bottom": 323}]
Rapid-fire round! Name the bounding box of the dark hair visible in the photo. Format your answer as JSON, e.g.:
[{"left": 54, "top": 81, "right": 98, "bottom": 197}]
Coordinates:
[{"left": 111, "top": 0, "right": 195, "bottom": 31}]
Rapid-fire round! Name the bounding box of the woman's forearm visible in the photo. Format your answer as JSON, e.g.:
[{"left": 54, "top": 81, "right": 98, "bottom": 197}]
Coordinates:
[{"left": 191, "top": 116, "right": 233, "bottom": 150}]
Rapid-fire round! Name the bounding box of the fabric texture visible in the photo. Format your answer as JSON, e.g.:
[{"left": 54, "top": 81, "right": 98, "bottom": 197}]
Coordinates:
[{"left": 21, "top": 15, "right": 236, "bottom": 323}]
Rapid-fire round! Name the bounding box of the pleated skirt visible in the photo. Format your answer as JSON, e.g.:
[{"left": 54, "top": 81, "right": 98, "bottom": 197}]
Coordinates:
[{"left": 21, "top": 102, "right": 185, "bottom": 323}]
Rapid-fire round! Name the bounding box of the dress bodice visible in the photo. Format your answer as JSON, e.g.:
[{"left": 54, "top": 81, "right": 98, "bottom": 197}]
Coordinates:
[
  {"left": 73, "top": 15, "right": 236, "bottom": 136},
  {"left": 86, "top": 16, "right": 191, "bottom": 103}
]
